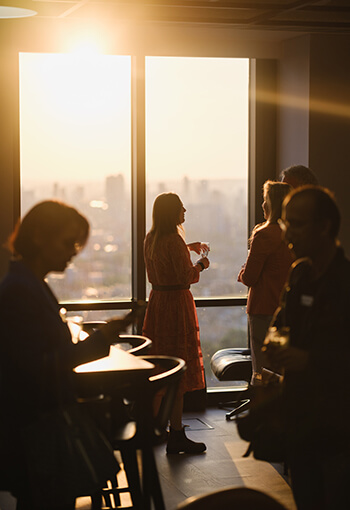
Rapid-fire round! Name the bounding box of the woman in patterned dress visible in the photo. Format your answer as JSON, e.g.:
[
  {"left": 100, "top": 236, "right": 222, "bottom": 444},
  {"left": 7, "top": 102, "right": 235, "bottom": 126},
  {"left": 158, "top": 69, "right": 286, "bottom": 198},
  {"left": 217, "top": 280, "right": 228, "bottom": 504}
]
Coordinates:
[{"left": 143, "top": 192, "right": 210, "bottom": 454}]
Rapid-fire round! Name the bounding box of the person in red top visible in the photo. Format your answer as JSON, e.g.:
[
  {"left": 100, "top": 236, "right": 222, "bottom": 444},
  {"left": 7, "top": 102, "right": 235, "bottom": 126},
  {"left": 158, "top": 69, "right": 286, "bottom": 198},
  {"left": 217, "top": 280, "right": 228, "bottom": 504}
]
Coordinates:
[
  {"left": 238, "top": 180, "right": 293, "bottom": 385},
  {"left": 143, "top": 192, "right": 210, "bottom": 454}
]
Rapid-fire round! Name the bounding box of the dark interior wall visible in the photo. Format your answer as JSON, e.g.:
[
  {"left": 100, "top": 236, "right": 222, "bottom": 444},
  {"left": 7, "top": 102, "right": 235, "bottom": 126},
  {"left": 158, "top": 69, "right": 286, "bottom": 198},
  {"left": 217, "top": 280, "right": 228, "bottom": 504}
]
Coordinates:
[
  {"left": 277, "top": 35, "right": 311, "bottom": 173},
  {"left": 0, "top": 29, "right": 20, "bottom": 277},
  {"left": 250, "top": 59, "right": 278, "bottom": 229},
  {"left": 308, "top": 35, "right": 350, "bottom": 254},
  {"left": 278, "top": 33, "right": 350, "bottom": 253}
]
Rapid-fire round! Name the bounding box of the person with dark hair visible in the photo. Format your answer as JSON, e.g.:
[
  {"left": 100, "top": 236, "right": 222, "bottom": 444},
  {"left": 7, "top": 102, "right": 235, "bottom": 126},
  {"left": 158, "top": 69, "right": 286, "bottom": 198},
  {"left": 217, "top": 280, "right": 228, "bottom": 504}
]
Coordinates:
[
  {"left": 280, "top": 164, "right": 318, "bottom": 188},
  {"left": 238, "top": 180, "right": 293, "bottom": 384},
  {"left": 0, "top": 200, "right": 136, "bottom": 510},
  {"left": 264, "top": 186, "right": 350, "bottom": 509},
  {"left": 142, "top": 192, "right": 209, "bottom": 454}
]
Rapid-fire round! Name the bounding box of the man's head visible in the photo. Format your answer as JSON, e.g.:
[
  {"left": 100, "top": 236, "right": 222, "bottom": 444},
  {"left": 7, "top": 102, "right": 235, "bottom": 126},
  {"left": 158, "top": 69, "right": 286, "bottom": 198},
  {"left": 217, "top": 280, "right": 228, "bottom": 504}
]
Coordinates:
[
  {"left": 280, "top": 165, "right": 318, "bottom": 189},
  {"left": 280, "top": 186, "right": 340, "bottom": 260}
]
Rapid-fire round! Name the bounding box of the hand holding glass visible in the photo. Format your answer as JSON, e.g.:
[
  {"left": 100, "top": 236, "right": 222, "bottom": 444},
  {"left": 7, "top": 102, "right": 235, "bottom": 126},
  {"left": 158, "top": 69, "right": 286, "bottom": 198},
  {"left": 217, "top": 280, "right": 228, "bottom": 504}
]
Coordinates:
[{"left": 200, "top": 242, "right": 210, "bottom": 257}]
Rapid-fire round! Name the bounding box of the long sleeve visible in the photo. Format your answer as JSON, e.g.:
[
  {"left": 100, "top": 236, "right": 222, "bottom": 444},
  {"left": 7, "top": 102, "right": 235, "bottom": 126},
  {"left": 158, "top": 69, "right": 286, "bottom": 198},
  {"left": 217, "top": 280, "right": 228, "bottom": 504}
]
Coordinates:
[
  {"left": 168, "top": 234, "right": 200, "bottom": 285},
  {"left": 144, "top": 232, "right": 200, "bottom": 287}
]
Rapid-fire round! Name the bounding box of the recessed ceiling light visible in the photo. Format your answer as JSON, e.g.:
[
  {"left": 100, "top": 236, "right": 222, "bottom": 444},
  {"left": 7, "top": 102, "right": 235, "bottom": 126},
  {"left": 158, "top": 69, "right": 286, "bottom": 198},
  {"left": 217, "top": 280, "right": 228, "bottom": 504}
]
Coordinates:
[{"left": 0, "top": 6, "right": 37, "bottom": 19}]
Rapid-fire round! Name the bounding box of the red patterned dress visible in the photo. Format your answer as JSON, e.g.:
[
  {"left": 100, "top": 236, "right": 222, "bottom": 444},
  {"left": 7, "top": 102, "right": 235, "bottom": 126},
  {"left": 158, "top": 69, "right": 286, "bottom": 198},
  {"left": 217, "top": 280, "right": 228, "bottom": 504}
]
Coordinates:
[{"left": 142, "top": 232, "right": 205, "bottom": 394}]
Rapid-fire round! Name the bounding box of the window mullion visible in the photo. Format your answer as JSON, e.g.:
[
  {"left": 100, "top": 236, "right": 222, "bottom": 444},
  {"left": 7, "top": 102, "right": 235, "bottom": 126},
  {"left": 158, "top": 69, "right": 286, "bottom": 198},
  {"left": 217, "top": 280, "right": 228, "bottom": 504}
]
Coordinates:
[{"left": 131, "top": 55, "right": 146, "bottom": 314}]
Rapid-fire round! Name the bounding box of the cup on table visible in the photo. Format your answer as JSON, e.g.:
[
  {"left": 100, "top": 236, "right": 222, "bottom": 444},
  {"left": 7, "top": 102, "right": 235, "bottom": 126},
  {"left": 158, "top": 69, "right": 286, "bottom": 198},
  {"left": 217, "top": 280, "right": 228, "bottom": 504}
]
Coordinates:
[{"left": 200, "top": 242, "right": 210, "bottom": 258}]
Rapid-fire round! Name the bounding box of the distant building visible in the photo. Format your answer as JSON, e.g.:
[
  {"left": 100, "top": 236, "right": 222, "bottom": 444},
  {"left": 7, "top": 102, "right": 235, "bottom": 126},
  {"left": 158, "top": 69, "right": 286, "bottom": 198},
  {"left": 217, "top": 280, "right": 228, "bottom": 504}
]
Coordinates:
[{"left": 105, "top": 174, "right": 125, "bottom": 211}]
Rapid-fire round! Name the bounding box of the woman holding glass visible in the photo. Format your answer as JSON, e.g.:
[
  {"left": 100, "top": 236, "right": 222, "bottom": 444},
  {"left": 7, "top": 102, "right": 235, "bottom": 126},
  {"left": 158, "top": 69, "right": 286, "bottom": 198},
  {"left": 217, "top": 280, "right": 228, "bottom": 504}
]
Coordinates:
[
  {"left": 143, "top": 192, "right": 209, "bottom": 454},
  {"left": 238, "top": 180, "right": 293, "bottom": 385},
  {"left": 0, "top": 200, "right": 136, "bottom": 510}
]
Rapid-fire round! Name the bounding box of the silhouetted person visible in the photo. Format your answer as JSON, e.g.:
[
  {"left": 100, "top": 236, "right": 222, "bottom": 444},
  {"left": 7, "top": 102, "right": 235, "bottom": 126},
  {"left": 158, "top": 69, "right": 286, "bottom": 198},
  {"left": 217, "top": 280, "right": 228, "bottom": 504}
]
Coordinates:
[
  {"left": 0, "top": 200, "right": 135, "bottom": 510},
  {"left": 280, "top": 165, "right": 318, "bottom": 188},
  {"left": 265, "top": 186, "right": 350, "bottom": 509}
]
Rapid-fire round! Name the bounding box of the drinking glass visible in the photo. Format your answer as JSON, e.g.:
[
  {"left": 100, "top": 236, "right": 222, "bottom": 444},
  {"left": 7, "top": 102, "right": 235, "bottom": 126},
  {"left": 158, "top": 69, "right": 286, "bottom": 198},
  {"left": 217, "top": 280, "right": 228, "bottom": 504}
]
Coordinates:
[{"left": 200, "top": 242, "right": 210, "bottom": 258}]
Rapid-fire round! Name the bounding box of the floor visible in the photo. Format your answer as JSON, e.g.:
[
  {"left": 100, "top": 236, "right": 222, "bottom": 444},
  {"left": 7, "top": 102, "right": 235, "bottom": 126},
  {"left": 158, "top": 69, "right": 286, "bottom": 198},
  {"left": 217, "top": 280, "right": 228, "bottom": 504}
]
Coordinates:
[{"left": 0, "top": 407, "right": 297, "bottom": 510}]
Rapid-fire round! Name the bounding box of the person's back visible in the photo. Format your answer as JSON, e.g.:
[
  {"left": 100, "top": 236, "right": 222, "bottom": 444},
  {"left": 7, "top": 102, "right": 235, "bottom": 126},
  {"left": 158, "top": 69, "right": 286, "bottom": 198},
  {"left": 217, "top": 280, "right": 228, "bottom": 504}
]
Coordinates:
[{"left": 238, "top": 180, "right": 293, "bottom": 384}]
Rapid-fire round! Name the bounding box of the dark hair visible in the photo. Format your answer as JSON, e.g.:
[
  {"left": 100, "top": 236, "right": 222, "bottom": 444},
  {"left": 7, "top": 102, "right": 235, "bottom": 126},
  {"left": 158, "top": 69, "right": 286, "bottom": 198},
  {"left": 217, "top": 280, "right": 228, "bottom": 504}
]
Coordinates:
[
  {"left": 7, "top": 200, "right": 89, "bottom": 259},
  {"left": 280, "top": 165, "right": 318, "bottom": 187},
  {"left": 148, "top": 192, "right": 183, "bottom": 258},
  {"left": 286, "top": 185, "right": 340, "bottom": 239}
]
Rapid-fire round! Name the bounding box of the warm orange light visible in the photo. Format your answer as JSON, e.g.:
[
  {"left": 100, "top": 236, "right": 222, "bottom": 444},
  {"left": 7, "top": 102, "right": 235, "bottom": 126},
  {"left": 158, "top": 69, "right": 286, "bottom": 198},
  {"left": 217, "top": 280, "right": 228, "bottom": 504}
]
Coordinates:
[
  {"left": 70, "top": 40, "right": 101, "bottom": 57},
  {"left": 256, "top": 89, "right": 350, "bottom": 119}
]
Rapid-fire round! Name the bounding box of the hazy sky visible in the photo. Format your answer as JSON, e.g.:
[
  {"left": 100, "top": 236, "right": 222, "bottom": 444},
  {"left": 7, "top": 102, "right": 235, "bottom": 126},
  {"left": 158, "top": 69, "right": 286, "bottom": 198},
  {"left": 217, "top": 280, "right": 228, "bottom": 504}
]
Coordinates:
[{"left": 19, "top": 53, "right": 249, "bottom": 186}]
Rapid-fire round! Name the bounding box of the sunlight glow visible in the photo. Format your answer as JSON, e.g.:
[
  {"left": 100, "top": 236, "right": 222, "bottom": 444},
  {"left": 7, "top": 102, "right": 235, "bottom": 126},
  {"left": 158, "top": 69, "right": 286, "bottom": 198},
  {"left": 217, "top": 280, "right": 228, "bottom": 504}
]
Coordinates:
[
  {"left": 70, "top": 40, "right": 101, "bottom": 57},
  {"left": 256, "top": 89, "right": 350, "bottom": 119},
  {"left": 19, "top": 53, "right": 131, "bottom": 185}
]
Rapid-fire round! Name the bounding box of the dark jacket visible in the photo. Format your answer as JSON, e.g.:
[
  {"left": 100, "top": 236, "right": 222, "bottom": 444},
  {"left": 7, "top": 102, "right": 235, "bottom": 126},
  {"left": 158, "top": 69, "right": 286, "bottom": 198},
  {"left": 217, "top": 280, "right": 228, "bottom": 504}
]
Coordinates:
[
  {"left": 0, "top": 260, "right": 111, "bottom": 425},
  {"left": 0, "top": 260, "right": 111, "bottom": 492},
  {"left": 274, "top": 247, "right": 350, "bottom": 453}
]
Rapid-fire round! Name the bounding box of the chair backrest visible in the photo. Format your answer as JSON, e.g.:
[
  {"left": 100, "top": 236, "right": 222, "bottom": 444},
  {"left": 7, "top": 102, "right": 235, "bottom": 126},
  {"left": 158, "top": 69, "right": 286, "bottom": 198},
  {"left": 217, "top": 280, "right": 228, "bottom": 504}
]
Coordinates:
[
  {"left": 81, "top": 321, "right": 107, "bottom": 335},
  {"left": 118, "top": 334, "right": 152, "bottom": 355},
  {"left": 140, "top": 355, "right": 186, "bottom": 441},
  {"left": 176, "top": 487, "right": 287, "bottom": 510},
  {"left": 81, "top": 323, "right": 152, "bottom": 356},
  {"left": 210, "top": 348, "right": 252, "bottom": 382}
]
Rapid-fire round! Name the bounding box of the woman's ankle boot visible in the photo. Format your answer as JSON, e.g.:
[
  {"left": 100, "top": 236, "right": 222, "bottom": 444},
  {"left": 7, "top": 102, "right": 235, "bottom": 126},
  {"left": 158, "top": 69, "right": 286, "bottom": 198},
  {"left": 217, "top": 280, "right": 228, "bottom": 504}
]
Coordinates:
[{"left": 166, "top": 426, "right": 206, "bottom": 454}]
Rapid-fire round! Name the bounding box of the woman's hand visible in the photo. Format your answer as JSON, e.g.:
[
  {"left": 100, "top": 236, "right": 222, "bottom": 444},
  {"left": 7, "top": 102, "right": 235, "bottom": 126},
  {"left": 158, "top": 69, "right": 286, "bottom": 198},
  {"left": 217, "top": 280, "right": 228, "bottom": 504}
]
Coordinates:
[
  {"left": 196, "top": 257, "right": 210, "bottom": 271},
  {"left": 187, "top": 242, "right": 202, "bottom": 254}
]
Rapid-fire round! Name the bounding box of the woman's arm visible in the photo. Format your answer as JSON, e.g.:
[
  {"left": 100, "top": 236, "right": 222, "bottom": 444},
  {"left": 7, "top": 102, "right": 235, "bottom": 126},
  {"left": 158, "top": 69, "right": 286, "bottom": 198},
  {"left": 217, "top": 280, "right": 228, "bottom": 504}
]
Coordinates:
[
  {"left": 238, "top": 228, "right": 273, "bottom": 287},
  {"left": 187, "top": 242, "right": 210, "bottom": 256},
  {"left": 171, "top": 235, "right": 209, "bottom": 285},
  {"left": 0, "top": 284, "right": 136, "bottom": 373},
  {"left": 187, "top": 242, "right": 201, "bottom": 254}
]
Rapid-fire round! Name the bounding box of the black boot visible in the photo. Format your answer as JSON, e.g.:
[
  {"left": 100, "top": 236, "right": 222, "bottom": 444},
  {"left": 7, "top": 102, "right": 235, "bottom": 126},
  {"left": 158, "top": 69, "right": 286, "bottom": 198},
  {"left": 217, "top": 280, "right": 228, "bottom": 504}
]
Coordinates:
[{"left": 166, "top": 426, "right": 206, "bottom": 454}]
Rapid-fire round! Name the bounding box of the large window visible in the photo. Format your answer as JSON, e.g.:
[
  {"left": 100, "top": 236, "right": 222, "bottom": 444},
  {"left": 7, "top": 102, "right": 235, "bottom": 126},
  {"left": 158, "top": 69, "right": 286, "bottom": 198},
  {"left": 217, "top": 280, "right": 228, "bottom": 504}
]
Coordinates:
[
  {"left": 19, "top": 53, "right": 132, "bottom": 302},
  {"left": 145, "top": 57, "right": 249, "bottom": 299},
  {"left": 145, "top": 57, "right": 249, "bottom": 378},
  {"left": 19, "top": 53, "right": 249, "bottom": 389}
]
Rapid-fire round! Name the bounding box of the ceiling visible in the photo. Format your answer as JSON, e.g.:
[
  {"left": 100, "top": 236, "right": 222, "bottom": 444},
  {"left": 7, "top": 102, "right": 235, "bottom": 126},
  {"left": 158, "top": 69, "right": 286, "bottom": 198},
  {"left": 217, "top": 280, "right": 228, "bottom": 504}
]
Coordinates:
[{"left": 4, "top": 0, "right": 350, "bottom": 34}]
